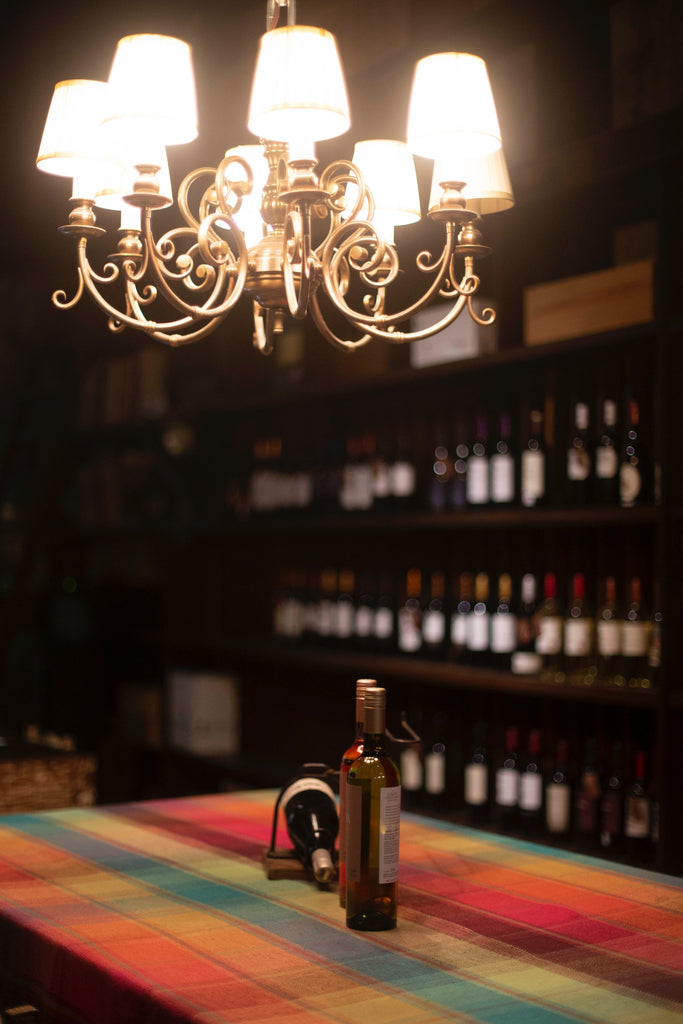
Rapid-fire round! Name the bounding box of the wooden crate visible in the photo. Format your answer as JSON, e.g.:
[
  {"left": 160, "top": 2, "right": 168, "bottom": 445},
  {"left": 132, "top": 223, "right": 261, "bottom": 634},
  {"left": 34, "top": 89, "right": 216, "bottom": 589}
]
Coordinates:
[
  {"left": 523, "top": 260, "right": 654, "bottom": 346},
  {"left": 0, "top": 748, "right": 96, "bottom": 814}
]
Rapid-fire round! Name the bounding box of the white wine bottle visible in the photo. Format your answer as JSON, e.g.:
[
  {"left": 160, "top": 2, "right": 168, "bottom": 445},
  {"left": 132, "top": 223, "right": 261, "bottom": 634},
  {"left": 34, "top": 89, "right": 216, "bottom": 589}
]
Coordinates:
[
  {"left": 338, "top": 678, "right": 376, "bottom": 908},
  {"left": 346, "top": 686, "right": 401, "bottom": 931}
]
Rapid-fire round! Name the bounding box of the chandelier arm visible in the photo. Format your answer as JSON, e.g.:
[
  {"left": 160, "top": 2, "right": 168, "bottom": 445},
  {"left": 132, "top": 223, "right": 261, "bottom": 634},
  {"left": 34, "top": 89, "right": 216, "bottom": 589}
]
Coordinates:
[
  {"left": 320, "top": 221, "right": 457, "bottom": 330},
  {"left": 467, "top": 293, "right": 496, "bottom": 325},
  {"left": 308, "top": 291, "right": 374, "bottom": 351},
  {"left": 52, "top": 267, "right": 86, "bottom": 310},
  {"left": 283, "top": 206, "right": 318, "bottom": 319}
]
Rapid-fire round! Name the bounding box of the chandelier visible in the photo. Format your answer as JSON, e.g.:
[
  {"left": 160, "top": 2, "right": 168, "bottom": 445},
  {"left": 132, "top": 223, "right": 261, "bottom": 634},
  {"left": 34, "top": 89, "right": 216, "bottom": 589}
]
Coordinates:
[{"left": 36, "top": 0, "right": 513, "bottom": 354}]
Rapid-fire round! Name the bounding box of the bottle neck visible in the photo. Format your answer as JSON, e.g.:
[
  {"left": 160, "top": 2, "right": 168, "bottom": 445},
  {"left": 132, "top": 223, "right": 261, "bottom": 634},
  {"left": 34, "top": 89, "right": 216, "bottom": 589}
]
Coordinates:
[{"left": 362, "top": 730, "right": 386, "bottom": 754}]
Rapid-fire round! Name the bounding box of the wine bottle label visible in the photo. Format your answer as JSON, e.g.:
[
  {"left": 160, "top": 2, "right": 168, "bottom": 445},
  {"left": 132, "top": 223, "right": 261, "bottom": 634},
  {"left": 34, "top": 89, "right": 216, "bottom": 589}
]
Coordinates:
[
  {"left": 564, "top": 618, "right": 593, "bottom": 657},
  {"left": 536, "top": 615, "right": 563, "bottom": 654},
  {"left": 596, "top": 446, "right": 618, "bottom": 480},
  {"left": 495, "top": 767, "right": 518, "bottom": 807},
  {"left": 491, "top": 613, "right": 517, "bottom": 653},
  {"left": 567, "top": 447, "right": 590, "bottom": 481},
  {"left": 374, "top": 606, "right": 393, "bottom": 640},
  {"left": 422, "top": 609, "right": 445, "bottom": 645},
  {"left": 451, "top": 612, "right": 468, "bottom": 647},
  {"left": 467, "top": 610, "right": 490, "bottom": 651},
  {"left": 519, "top": 772, "right": 543, "bottom": 811},
  {"left": 466, "top": 457, "right": 489, "bottom": 504},
  {"left": 597, "top": 619, "right": 621, "bottom": 656},
  {"left": 625, "top": 795, "right": 650, "bottom": 838},
  {"left": 398, "top": 608, "right": 422, "bottom": 652},
  {"left": 281, "top": 776, "right": 337, "bottom": 807},
  {"left": 490, "top": 454, "right": 515, "bottom": 503},
  {"left": 400, "top": 747, "right": 423, "bottom": 791},
  {"left": 621, "top": 621, "right": 649, "bottom": 657},
  {"left": 390, "top": 461, "right": 416, "bottom": 497},
  {"left": 521, "top": 450, "right": 545, "bottom": 506},
  {"left": 318, "top": 600, "right": 336, "bottom": 636},
  {"left": 379, "top": 785, "right": 401, "bottom": 884},
  {"left": 355, "top": 605, "right": 374, "bottom": 638},
  {"left": 354, "top": 465, "right": 375, "bottom": 510},
  {"left": 424, "top": 749, "right": 446, "bottom": 794},
  {"left": 601, "top": 792, "right": 623, "bottom": 840},
  {"left": 336, "top": 601, "right": 355, "bottom": 638},
  {"left": 619, "top": 462, "right": 641, "bottom": 505},
  {"left": 464, "top": 762, "right": 488, "bottom": 806},
  {"left": 545, "top": 783, "right": 570, "bottom": 833}
]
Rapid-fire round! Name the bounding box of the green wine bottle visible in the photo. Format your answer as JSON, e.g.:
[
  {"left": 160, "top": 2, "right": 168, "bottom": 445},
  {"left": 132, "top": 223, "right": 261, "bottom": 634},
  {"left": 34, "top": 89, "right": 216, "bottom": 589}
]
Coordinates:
[{"left": 345, "top": 686, "right": 401, "bottom": 931}]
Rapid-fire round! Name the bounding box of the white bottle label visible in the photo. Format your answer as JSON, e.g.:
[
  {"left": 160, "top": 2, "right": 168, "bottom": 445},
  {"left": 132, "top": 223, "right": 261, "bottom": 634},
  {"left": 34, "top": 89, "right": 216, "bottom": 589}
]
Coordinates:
[
  {"left": 597, "top": 619, "right": 621, "bottom": 656},
  {"left": 567, "top": 447, "right": 590, "bottom": 481},
  {"left": 355, "top": 605, "right": 374, "bottom": 638},
  {"left": 491, "top": 613, "right": 517, "bottom": 653},
  {"left": 620, "top": 463, "right": 641, "bottom": 505},
  {"left": 490, "top": 454, "right": 515, "bottom": 503},
  {"left": 400, "top": 747, "right": 423, "bottom": 791},
  {"left": 596, "top": 446, "right": 618, "bottom": 480},
  {"left": 398, "top": 608, "right": 422, "bottom": 652},
  {"left": 621, "top": 620, "right": 649, "bottom": 657},
  {"left": 424, "top": 750, "right": 446, "bottom": 795},
  {"left": 467, "top": 610, "right": 490, "bottom": 651},
  {"left": 391, "top": 461, "right": 416, "bottom": 498},
  {"left": 536, "top": 615, "right": 563, "bottom": 655},
  {"left": 374, "top": 606, "right": 393, "bottom": 641},
  {"left": 521, "top": 450, "right": 545, "bottom": 506},
  {"left": 496, "top": 767, "right": 518, "bottom": 807},
  {"left": 423, "top": 609, "right": 446, "bottom": 645},
  {"left": 464, "top": 762, "right": 488, "bottom": 806},
  {"left": 564, "top": 618, "right": 592, "bottom": 657},
  {"left": 336, "top": 602, "right": 355, "bottom": 639},
  {"left": 545, "top": 783, "right": 571, "bottom": 833},
  {"left": 519, "top": 772, "right": 543, "bottom": 811},
  {"left": 317, "top": 600, "right": 336, "bottom": 637},
  {"left": 625, "top": 795, "right": 650, "bottom": 838},
  {"left": 379, "top": 785, "right": 401, "bottom": 884},
  {"left": 451, "top": 612, "right": 468, "bottom": 647},
  {"left": 467, "top": 457, "right": 489, "bottom": 504},
  {"left": 373, "top": 461, "right": 391, "bottom": 499}
]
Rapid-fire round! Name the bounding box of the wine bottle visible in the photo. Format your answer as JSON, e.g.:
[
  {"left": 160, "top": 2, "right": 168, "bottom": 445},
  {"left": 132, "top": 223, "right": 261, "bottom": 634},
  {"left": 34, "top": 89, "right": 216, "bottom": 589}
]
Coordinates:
[
  {"left": 397, "top": 568, "right": 423, "bottom": 655},
  {"left": 494, "top": 725, "right": 519, "bottom": 830},
  {"left": 464, "top": 721, "right": 489, "bottom": 825},
  {"left": 335, "top": 568, "right": 356, "bottom": 643},
  {"left": 600, "top": 741, "right": 624, "bottom": 854},
  {"left": 574, "top": 738, "right": 601, "bottom": 850},
  {"left": 621, "top": 576, "right": 651, "bottom": 689},
  {"left": 595, "top": 398, "right": 619, "bottom": 505},
  {"left": 466, "top": 414, "right": 489, "bottom": 505},
  {"left": 317, "top": 568, "right": 339, "bottom": 646},
  {"left": 427, "top": 422, "right": 454, "bottom": 512},
  {"left": 489, "top": 572, "right": 517, "bottom": 670},
  {"left": 422, "top": 570, "right": 447, "bottom": 658},
  {"left": 346, "top": 686, "right": 401, "bottom": 931},
  {"left": 466, "top": 571, "right": 491, "bottom": 663},
  {"left": 354, "top": 570, "right": 376, "bottom": 649},
  {"left": 374, "top": 571, "right": 396, "bottom": 651},
  {"left": 566, "top": 400, "right": 592, "bottom": 504},
  {"left": 624, "top": 750, "right": 652, "bottom": 863},
  {"left": 449, "top": 571, "right": 473, "bottom": 662},
  {"left": 511, "top": 573, "right": 542, "bottom": 675},
  {"left": 518, "top": 729, "right": 544, "bottom": 835},
  {"left": 490, "top": 412, "right": 515, "bottom": 505},
  {"left": 564, "top": 572, "right": 597, "bottom": 687},
  {"left": 520, "top": 408, "right": 545, "bottom": 508},
  {"left": 339, "top": 678, "right": 376, "bottom": 907},
  {"left": 450, "top": 413, "right": 469, "bottom": 509},
  {"left": 281, "top": 775, "right": 339, "bottom": 884},
  {"left": 545, "top": 739, "right": 572, "bottom": 838},
  {"left": 423, "top": 712, "right": 449, "bottom": 812},
  {"left": 596, "top": 575, "right": 623, "bottom": 687},
  {"left": 619, "top": 399, "right": 644, "bottom": 508},
  {"left": 536, "top": 571, "right": 564, "bottom": 684},
  {"left": 389, "top": 426, "right": 417, "bottom": 509}
]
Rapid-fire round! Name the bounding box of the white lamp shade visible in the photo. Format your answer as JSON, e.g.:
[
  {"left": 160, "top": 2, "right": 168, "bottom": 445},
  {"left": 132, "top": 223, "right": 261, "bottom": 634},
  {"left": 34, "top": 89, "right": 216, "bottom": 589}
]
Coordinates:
[
  {"left": 407, "top": 53, "right": 502, "bottom": 162},
  {"left": 248, "top": 26, "right": 350, "bottom": 143},
  {"left": 429, "top": 148, "right": 514, "bottom": 216},
  {"left": 36, "top": 79, "right": 119, "bottom": 178},
  {"left": 102, "top": 35, "right": 198, "bottom": 149},
  {"left": 223, "top": 145, "right": 270, "bottom": 247},
  {"left": 351, "top": 140, "right": 421, "bottom": 240},
  {"left": 94, "top": 146, "right": 173, "bottom": 211}
]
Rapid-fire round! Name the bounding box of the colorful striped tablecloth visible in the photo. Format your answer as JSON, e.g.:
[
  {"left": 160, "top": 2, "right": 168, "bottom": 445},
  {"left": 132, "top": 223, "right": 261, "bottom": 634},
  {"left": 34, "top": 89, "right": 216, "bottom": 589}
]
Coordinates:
[{"left": 0, "top": 789, "right": 681, "bottom": 1023}]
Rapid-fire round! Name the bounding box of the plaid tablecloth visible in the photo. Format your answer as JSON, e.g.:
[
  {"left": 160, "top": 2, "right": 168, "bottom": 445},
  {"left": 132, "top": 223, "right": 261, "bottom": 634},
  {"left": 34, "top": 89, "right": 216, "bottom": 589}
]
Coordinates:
[{"left": 0, "top": 789, "right": 681, "bottom": 1023}]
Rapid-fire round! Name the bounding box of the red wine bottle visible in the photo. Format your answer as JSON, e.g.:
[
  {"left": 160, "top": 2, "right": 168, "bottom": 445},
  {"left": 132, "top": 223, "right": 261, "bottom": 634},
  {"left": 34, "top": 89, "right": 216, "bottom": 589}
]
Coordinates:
[{"left": 281, "top": 776, "right": 339, "bottom": 884}]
